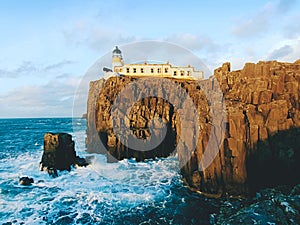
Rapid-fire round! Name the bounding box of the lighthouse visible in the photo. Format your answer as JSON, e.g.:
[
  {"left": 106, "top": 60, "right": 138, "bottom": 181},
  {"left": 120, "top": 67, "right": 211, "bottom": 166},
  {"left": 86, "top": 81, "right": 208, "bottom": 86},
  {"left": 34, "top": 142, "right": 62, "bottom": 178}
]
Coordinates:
[
  {"left": 112, "top": 46, "right": 124, "bottom": 71},
  {"left": 103, "top": 45, "right": 204, "bottom": 80}
]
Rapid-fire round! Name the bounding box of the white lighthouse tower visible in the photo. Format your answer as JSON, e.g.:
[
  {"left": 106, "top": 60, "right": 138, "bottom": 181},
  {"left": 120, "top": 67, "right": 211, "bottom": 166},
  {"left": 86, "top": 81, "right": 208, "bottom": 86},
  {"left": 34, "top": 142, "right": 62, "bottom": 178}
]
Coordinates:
[{"left": 112, "top": 46, "right": 124, "bottom": 71}]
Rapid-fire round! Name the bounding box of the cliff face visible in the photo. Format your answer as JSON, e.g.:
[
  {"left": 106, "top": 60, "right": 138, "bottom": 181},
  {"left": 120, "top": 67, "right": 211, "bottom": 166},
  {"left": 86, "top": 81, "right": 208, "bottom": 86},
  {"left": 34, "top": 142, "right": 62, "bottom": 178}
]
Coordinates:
[
  {"left": 86, "top": 79, "right": 105, "bottom": 154},
  {"left": 86, "top": 60, "right": 300, "bottom": 196}
]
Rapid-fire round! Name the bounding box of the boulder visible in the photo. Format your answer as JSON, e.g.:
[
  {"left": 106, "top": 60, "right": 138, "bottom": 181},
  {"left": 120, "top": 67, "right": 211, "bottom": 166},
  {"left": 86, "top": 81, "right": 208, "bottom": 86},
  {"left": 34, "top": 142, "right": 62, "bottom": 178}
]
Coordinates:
[
  {"left": 19, "top": 177, "right": 34, "bottom": 186},
  {"left": 74, "top": 156, "right": 89, "bottom": 167}
]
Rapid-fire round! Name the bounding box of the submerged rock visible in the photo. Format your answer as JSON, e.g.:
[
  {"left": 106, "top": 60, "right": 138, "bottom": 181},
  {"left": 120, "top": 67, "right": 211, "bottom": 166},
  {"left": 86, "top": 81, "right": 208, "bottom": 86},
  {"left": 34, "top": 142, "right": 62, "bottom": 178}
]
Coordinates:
[
  {"left": 40, "top": 133, "right": 88, "bottom": 176},
  {"left": 74, "top": 156, "right": 89, "bottom": 167},
  {"left": 19, "top": 177, "right": 34, "bottom": 185},
  {"left": 214, "top": 185, "right": 300, "bottom": 224}
]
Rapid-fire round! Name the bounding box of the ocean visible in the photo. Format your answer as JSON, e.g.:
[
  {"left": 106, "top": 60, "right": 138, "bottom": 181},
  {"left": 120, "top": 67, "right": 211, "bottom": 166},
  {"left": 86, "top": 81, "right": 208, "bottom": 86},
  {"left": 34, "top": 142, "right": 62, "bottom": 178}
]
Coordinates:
[{"left": 0, "top": 118, "right": 219, "bottom": 224}]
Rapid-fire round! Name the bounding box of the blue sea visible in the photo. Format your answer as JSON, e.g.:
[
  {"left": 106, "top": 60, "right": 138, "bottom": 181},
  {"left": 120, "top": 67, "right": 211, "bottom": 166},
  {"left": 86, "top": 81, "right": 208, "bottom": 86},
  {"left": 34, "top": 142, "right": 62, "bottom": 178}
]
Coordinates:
[{"left": 0, "top": 118, "right": 218, "bottom": 225}]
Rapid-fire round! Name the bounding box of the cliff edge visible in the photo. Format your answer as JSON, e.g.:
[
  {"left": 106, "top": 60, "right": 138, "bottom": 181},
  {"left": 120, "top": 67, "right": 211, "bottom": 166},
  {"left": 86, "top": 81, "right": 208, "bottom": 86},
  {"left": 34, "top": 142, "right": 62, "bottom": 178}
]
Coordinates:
[{"left": 86, "top": 59, "right": 300, "bottom": 196}]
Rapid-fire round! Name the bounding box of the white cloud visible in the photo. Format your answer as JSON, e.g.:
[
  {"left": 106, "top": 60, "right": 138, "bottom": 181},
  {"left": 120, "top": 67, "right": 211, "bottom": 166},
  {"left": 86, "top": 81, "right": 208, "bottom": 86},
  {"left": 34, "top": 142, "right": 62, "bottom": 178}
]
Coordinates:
[
  {"left": 44, "top": 60, "right": 75, "bottom": 72},
  {"left": 232, "top": 0, "right": 297, "bottom": 38},
  {"left": 164, "top": 33, "right": 218, "bottom": 52},
  {"left": 232, "top": 2, "right": 274, "bottom": 37},
  {"left": 0, "top": 60, "right": 76, "bottom": 78},
  {"left": 268, "top": 44, "right": 293, "bottom": 60},
  {"left": 251, "top": 36, "right": 299, "bottom": 64},
  {"left": 284, "top": 14, "right": 300, "bottom": 39},
  {"left": 0, "top": 76, "right": 81, "bottom": 118},
  {"left": 63, "top": 21, "right": 137, "bottom": 52},
  {"left": 0, "top": 61, "right": 37, "bottom": 78},
  {"left": 270, "top": 39, "right": 300, "bottom": 62}
]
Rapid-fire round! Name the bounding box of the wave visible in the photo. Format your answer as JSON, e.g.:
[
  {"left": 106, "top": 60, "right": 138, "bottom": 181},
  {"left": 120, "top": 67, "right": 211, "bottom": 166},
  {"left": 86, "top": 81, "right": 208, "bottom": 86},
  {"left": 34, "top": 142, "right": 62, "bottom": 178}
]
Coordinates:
[{"left": 0, "top": 118, "right": 216, "bottom": 224}]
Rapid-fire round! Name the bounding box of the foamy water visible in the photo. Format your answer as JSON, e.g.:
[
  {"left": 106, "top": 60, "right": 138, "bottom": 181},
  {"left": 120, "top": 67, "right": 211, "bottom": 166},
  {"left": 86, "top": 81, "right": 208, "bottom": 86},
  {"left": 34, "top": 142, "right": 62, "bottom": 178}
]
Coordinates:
[{"left": 0, "top": 118, "right": 217, "bottom": 224}]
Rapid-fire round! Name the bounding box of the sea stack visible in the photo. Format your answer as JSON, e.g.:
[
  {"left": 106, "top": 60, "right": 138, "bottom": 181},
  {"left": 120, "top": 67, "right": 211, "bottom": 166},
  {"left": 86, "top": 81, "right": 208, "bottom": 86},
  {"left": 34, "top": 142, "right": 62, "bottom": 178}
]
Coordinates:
[{"left": 40, "top": 133, "right": 88, "bottom": 177}]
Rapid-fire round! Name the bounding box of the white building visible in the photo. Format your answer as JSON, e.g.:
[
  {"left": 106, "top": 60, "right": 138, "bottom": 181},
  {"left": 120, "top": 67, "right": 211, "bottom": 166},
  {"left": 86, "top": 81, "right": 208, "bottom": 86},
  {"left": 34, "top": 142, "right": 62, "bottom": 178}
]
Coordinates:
[{"left": 103, "top": 46, "right": 204, "bottom": 80}]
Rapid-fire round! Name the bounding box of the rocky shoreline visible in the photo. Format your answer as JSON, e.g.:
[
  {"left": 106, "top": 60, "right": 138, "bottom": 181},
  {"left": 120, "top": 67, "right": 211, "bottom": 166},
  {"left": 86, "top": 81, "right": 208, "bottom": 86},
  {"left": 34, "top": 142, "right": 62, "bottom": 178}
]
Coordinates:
[{"left": 86, "top": 59, "right": 300, "bottom": 197}]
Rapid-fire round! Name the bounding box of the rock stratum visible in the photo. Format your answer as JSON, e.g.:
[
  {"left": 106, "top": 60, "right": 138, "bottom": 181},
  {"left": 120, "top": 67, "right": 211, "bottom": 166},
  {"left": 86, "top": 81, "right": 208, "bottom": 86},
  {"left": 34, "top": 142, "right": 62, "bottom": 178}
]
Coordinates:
[{"left": 86, "top": 60, "right": 300, "bottom": 196}]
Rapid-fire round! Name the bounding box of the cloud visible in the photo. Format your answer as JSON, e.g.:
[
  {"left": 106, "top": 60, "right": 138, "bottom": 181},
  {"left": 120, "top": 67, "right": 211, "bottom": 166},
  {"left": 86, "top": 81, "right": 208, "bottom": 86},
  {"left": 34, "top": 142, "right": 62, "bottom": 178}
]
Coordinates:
[
  {"left": 88, "top": 30, "right": 136, "bottom": 51},
  {"left": 164, "top": 33, "right": 218, "bottom": 52},
  {"left": 0, "top": 61, "right": 37, "bottom": 78},
  {"left": 232, "top": 3, "right": 274, "bottom": 37},
  {"left": 55, "top": 73, "right": 72, "bottom": 79},
  {"left": 232, "top": 0, "right": 297, "bottom": 38},
  {"left": 0, "top": 69, "right": 13, "bottom": 78},
  {"left": 63, "top": 21, "right": 137, "bottom": 52},
  {"left": 43, "top": 60, "right": 75, "bottom": 72},
  {"left": 0, "top": 75, "right": 81, "bottom": 118},
  {"left": 284, "top": 14, "right": 300, "bottom": 38},
  {"left": 277, "top": 0, "right": 297, "bottom": 13},
  {"left": 0, "top": 60, "right": 76, "bottom": 78},
  {"left": 268, "top": 44, "right": 293, "bottom": 60},
  {"left": 285, "top": 24, "right": 300, "bottom": 39},
  {"left": 266, "top": 39, "right": 300, "bottom": 62}
]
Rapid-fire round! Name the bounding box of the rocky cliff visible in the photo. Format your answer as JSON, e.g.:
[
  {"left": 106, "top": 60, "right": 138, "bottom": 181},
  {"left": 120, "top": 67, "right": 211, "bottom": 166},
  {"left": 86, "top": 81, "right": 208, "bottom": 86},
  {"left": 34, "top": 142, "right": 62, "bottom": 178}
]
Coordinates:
[{"left": 86, "top": 59, "right": 300, "bottom": 196}]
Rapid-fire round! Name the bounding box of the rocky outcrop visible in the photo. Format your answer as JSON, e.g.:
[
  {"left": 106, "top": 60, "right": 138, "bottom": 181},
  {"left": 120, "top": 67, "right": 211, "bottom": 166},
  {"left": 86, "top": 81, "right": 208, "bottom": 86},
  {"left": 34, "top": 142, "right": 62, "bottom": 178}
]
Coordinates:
[
  {"left": 40, "top": 133, "right": 88, "bottom": 177},
  {"left": 206, "top": 60, "right": 300, "bottom": 196},
  {"left": 86, "top": 59, "right": 300, "bottom": 196},
  {"left": 19, "top": 177, "right": 34, "bottom": 186}
]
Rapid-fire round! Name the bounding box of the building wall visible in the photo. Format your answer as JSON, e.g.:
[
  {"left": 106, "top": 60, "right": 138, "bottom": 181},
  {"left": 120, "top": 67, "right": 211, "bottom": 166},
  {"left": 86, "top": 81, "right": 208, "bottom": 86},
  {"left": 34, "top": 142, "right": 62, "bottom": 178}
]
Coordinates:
[{"left": 114, "top": 63, "right": 203, "bottom": 80}]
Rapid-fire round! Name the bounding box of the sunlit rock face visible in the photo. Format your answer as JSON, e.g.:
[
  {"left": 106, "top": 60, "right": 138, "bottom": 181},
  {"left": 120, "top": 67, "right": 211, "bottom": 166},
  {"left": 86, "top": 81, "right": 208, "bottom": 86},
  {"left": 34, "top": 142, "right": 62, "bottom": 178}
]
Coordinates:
[{"left": 87, "top": 59, "right": 300, "bottom": 196}]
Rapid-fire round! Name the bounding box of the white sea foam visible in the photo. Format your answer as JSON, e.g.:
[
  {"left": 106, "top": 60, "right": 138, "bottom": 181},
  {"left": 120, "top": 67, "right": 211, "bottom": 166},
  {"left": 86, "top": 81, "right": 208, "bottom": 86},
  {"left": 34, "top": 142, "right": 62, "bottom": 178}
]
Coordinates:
[
  {"left": 1, "top": 118, "right": 214, "bottom": 224},
  {"left": 0, "top": 138, "right": 180, "bottom": 224}
]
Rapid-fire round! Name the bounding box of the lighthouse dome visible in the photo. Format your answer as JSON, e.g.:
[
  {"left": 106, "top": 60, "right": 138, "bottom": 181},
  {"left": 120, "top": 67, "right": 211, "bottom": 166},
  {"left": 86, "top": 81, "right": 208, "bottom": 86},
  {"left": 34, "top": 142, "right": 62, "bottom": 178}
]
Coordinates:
[{"left": 113, "top": 46, "right": 121, "bottom": 54}]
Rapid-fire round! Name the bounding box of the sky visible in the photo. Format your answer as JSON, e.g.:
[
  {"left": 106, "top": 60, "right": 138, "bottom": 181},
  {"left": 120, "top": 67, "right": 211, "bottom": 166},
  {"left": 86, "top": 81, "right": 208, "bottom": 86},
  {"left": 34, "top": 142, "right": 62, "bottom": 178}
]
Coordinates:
[{"left": 0, "top": 0, "right": 299, "bottom": 118}]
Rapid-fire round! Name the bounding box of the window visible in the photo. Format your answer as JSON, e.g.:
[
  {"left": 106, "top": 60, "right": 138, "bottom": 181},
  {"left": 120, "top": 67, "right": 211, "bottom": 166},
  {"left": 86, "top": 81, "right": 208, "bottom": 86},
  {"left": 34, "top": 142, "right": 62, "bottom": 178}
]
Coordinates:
[
  {"left": 165, "top": 68, "right": 168, "bottom": 73},
  {"left": 157, "top": 68, "right": 161, "bottom": 73},
  {"left": 187, "top": 71, "right": 190, "bottom": 76},
  {"left": 181, "top": 71, "right": 184, "bottom": 76},
  {"left": 173, "top": 71, "right": 177, "bottom": 76},
  {"left": 120, "top": 68, "right": 123, "bottom": 72},
  {"left": 151, "top": 68, "right": 154, "bottom": 73},
  {"left": 126, "top": 68, "right": 130, "bottom": 73},
  {"left": 141, "top": 68, "right": 144, "bottom": 73},
  {"left": 133, "top": 68, "right": 137, "bottom": 73}
]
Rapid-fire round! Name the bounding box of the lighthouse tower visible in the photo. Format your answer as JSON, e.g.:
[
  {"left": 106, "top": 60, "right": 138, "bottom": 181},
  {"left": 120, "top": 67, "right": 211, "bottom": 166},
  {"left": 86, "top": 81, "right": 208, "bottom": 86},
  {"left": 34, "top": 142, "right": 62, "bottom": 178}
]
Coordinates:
[{"left": 112, "top": 46, "right": 124, "bottom": 72}]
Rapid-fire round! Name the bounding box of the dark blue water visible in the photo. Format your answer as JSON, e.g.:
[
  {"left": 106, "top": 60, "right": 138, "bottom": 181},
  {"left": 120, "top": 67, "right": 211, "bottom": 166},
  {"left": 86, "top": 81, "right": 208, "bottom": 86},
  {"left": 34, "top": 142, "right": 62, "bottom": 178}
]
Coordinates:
[{"left": 0, "top": 118, "right": 218, "bottom": 224}]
